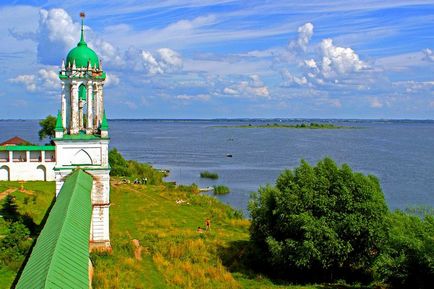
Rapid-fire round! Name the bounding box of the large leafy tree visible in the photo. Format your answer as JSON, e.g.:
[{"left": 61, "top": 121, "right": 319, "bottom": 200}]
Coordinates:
[
  {"left": 248, "top": 157, "right": 389, "bottom": 282},
  {"left": 38, "top": 115, "right": 56, "bottom": 141},
  {"left": 373, "top": 211, "right": 434, "bottom": 288}
]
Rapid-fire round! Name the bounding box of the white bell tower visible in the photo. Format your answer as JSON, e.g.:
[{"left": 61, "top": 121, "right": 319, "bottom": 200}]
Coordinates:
[{"left": 54, "top": 12, "right": 111, "bottom": 250}]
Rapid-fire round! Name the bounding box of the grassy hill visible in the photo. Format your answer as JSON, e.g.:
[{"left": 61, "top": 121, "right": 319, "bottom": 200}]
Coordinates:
[
  {"left": 0, "top": 181, "right": 55, "bottom": 289},
  {"left": 0, "top": 179, "right": 319, "bottom": 289},
  {"left": 92, "top": 180, "right": 315, "bottom": 288}
]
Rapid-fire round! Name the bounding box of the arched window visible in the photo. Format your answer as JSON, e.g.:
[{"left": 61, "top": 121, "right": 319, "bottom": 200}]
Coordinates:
[
  {"left": 0, "top": 165, "right": 10, "bottom": 181},
  {"left": 79, "top": 84, "right": 87, "bottom": 101},
  {"left": 36, "top": 165, "right": 47, "bottom": 181}
]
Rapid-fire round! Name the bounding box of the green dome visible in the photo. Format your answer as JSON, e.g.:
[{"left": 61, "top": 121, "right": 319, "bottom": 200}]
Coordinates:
[
  {"left": 66, "top": 42, "right": 99, "bottom": 69},
  {"left": 65, "top": 19, "right": 99, "bottom": 69}
]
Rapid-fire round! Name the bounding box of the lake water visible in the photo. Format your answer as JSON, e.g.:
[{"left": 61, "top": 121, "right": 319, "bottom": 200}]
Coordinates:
[{"left": 1, "top": 119, "right": 433, "bottom": 213}]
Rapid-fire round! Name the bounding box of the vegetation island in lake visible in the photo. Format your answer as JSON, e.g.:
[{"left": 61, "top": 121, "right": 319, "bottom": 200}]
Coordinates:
[{"left": 217, "top": 122, "right": 353, "bottom": 129}]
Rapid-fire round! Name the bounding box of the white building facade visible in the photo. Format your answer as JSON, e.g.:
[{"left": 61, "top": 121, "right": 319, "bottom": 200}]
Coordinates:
[{"left": 0, "top": 147, "right": 56, "bottom": 181}]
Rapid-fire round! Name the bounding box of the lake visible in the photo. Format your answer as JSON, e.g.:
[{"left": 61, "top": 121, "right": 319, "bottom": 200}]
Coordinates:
[{"left": 1, "top": 119, "right": 433, "bottom": 213}]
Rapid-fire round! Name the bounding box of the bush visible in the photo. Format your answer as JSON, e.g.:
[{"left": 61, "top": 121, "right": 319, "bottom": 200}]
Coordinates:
[
  {"left": 109, "top": 148, "right": 164, "bottom": 185},
  {"left": 200, "top": 171, "right": 219, "bottom": 180},
  {"left": 109, "top": 148, "right": 130, "bottom": 177},
  {"left": 248, "top": 157, "right": 389, "bottom": 282},
  {"left": 0, "top": 221, "right": 32, "bottom": 269},
  {"left": 213, "top": 185, "right": 230, "bottom": 195},
  {"left": 373, "top": 211, "right": 434, "bottom": 288}
]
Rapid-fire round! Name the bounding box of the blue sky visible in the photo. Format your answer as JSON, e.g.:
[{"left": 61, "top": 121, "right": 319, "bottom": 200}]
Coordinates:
[{"left": 1, "top": 0, "right": 434, "bottom": 119}]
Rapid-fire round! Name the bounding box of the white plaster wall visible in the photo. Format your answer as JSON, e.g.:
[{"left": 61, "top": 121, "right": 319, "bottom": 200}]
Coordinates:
[
  {"left": 55, "top": 140, "right": 109, "bottom": 166},
  {"left": 91, "top": 205, "right": 110, "bottom": 241},
  {"left": 0, "top": 161, "right": 55, "bottom": 181}
]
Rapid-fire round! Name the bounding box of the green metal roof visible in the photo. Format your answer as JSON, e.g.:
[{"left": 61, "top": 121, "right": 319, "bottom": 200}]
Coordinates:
[
  {"left": 0, "top": 145, "right": 55, "bottom": 151},
  {"left": 100, "top": 111, "right": 109, "bottom": 131},
  {"left": 55, "top": 111, "right": 64, "bottom": 132},
  {"left": 53, "top": 133, "right": 109, "bottom": 141},
  {"left": 65, "top": 18, "right": 100, "bottom": 69},
  {"left": 16, "top": 169, "right": 93, "bottom": 289}
]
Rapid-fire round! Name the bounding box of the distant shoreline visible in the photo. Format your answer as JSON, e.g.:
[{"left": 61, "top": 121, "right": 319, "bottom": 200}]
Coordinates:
[{"left": 213, "top": 122, "right": 355, "bottom": 129}]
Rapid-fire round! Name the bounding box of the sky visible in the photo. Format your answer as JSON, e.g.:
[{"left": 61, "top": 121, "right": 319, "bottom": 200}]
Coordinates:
[{"left": 1, "top": 1, "right": 434, "bottom": 119}]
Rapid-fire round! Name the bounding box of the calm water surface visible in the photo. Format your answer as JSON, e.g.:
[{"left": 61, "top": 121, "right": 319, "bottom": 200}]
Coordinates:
[{"left": 1, "top": 119, "right": 433, "bottom": 213}]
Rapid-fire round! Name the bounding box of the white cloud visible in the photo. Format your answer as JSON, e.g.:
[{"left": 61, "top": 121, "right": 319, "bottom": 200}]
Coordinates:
[
  {"left": 10, "top": 74, "right": 36, "bottom": 92},
  {"left": 223, "top": 75, "right": 270, "bottom": 98},
  {"left": 105, "top": 73, "right": 120, "bottom": 86},
  {"left": 281, "top": 69, "right": 308, "bottom": 86},
  {"left": 320, "top": 38, "right": 366, "bottom": 77},
  {"left": 138, "top": 48, "right": 183, "bottom": 75},
  {"left": 175, "top": 94, "right": 210, "bottom": 101},
  {"left": 9, "top": 67, "right": 59, "bottom": 93},
  {"left": 15, "top": 8, "right": 124, "bottom": 67},
  {"left": 422, "top": 48, "right": 434, "bottom": 62},
  {"left": 304, "top": 58, "right": 317, "bottom": 69},
  {"left": 297, "top": 22, "right": 314, "bottom": 50}
]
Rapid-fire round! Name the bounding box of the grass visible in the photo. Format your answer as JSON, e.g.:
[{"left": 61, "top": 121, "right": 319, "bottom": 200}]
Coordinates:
[
  {"left": 200, "top": 171, "right": 219, "bottom": 180},
  {"left": 0, "top": 179, "right": 347, "bottom": 289},
  {"left": 216, "top": 122, "right": 351, "bottom": 129},
  {"left": 0, "top": 181, "right": 55, "bottom": 289},
  {"left": 213, "top": 185, "right": 230, "bottom": 195},
  {"left": 91, "top": 179, "right": 322, "bottom": 288}
]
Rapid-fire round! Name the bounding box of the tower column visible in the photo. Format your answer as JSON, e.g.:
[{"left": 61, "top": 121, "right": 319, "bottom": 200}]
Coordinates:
[
  {"left": 70, "top": 81, "right": 79, "bottom": 134},
  {"left": 98, "top": 83, "right": 104, "bottom": 126},
  {"left": 86, "top": 81, "right": 93, "bottom": 134},
  {"left": 92, "top": 83, "right": 98, "bottom": 128},
  {"left": 61, "top": 82, "right": 66, "bottom": 129}
]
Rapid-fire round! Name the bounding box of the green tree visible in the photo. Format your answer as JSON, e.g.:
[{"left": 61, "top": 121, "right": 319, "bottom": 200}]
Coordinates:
[
  {"left": 0, "top": 221, "right": 32, "bottom": 269},
  {"left": 1, "top": 195, "right": 19, "bottom": 222},
  {"left": 108, "top": 148, "right": 130, "bottom": 177},
  {"left": 108, "top": 148, "right": 164, "bottom": 185},
  {"left": 248, "top": 157, "right": 389, "bottom": 282},
  {"left": 373, "top": 211, "right": 434, "bottom": 288},
  {"left": 38, "top": 115, "right": 56, "bottom": 141}
]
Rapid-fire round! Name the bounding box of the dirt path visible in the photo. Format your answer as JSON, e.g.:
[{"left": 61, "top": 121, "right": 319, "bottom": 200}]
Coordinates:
[{"left": 0, "top": 188, "right": 16, "bottom": 201}]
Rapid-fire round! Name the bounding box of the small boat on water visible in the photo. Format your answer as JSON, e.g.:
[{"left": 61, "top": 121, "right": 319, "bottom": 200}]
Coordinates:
[
  {"left": 226, "top": 154, "right": 233, "bottom": 157},
  {"left": 199, "top": 186, "right": 214, "bottom": 192}
]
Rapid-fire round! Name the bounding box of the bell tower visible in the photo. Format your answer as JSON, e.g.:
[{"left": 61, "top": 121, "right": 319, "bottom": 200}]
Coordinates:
[{"left": 54, "top": 12, "right": 111, "bottom": 250}]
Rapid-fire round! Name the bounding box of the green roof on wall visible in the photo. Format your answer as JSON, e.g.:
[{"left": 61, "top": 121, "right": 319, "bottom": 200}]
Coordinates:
[
  {"left": 0, "top": 145, "right": 55, "bottom": 151},
  {"left": 16, "top": 169, "right": 93, "bottom": 289}
]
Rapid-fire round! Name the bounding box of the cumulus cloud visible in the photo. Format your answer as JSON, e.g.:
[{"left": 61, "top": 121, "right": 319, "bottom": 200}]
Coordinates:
[
  {"left": 422, "top": 48, "right": 434, "bottom": 62},
  {"left": 9, "top": 68, "right": 59, "bottom": 93},
  {"left": 281, "top": 69, "right": 308, "bottom": 86},
  {"left": 10, "top": 74, "right": 37, "bottom": 92},
  {"left": 319, "top": 38, "right": 366, "bottom": 77},
  {"left": 12, "top": 8, "right": 123, "bottom": 67},
  {"left": 138, "top": 48, "right": 183, "bottom": 75},
  {"left": 288, "top": 22, "right": 314, "bottom": 52},
  {"left": 223, "top": 75, "right": 270, "bottom": 98},
  {"left": 297, "top": 22, "right": 314, "bottom": 50},
  {"left": 105, "top": 73, "right": 120, "bottom": 87}
]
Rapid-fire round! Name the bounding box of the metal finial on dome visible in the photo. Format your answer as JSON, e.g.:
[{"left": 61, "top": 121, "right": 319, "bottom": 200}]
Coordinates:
[{"left": 79, "top": 12, "right": 86, "bottom": 45}]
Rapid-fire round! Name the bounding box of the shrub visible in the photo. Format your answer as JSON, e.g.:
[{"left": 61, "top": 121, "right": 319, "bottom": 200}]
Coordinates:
[
  {"left": 0, "top": 221, "right": 32, "bottom": 269},
  {"left": 373, "top": 211, "right": 434, "bottom": 288},
  {"left": 213, "top": 185, "right": 230, "bottom": 195},
  {"left": 248, "top": 157, "right": 389, "bottom": 282},
  {"left": 200, "top": 171, "right": 219, "bottom": 180},
  {"left": 109, "top": 148, "right": 164, "bottom": 185},
  {"left": 109, "top": 148, "right": 130, "bottom": 177}
]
